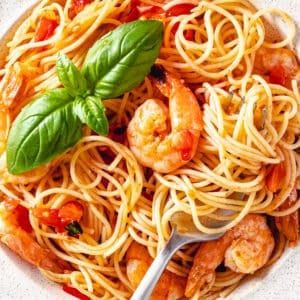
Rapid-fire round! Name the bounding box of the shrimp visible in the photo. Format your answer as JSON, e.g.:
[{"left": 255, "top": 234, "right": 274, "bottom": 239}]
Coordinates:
[
  {"left": 0, "top": 63, "right": 23, "bottom": 159},
  {"left": 0, "top": 202, "right": 71, "bottom": 273},
  {"left": 185, "top": 214, "right": 275, "bottom": 297},
  {"left": 126, "top": 241, "right": 186, "bottom": 300},
  {"left": 127, "top": 65, "right": 203, "bottom": 173},
  {"left": 275, "top": 187, "right": 299, "bottom": 246},
  {"left": 0, "top": 63, "right": 23, "bottom": 154},
  {"left": 0, "top": 63, "right": 24, "bottom": 108},
  {"left": 254, "top": 47, "right": 300, "bottom": 88}
]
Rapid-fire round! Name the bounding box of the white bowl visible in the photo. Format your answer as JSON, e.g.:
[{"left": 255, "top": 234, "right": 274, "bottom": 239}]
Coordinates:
[{"left": 0, "top": 1, "right": 299, "bottom": 299}]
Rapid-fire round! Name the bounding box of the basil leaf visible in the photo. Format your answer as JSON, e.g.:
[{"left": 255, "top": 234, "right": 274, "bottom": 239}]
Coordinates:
[
  {"left": 82, "top": 20, "right": 163, "bottom": 99},
  {"left": 74, "top": 96, "right": 108, "bottom": 135},
  {"left": 65, "top": 221, "right": 83, "bottom": 237},
  {"left": 7, "top": 20, "right": 164, "bottom": 175},
  {"left": 56, "top": 52, "right": 88, "bottom": 97},
  {"left": 7, "top": 89, "right": 82, "bottom": 175}
]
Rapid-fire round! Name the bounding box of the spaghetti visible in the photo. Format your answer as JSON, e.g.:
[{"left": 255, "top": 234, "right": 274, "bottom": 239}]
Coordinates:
[{"left": 0, "top": 0, "right": 299, "bottom": 299}]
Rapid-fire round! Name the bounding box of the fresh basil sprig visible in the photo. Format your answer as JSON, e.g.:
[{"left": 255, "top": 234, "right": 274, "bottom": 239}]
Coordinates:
[
  {"left": 82, "top": 20, "right": 164, "bottom": 99},
  {"left": 6, "top": 20, "right": 163, "bottom": 175}
]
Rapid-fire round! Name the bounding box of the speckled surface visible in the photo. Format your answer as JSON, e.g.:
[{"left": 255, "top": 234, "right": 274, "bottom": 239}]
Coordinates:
[{"left": 0, "top": 1, "right": 300, "bottom": 300}]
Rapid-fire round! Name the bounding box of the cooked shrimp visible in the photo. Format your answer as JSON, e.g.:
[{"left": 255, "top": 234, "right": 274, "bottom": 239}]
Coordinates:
[
  {"left": 0, "top": 63, "right": 23, "bottom": 159},
  {"left": 0, "top": 202, "right": 71, "bottom": 273},
  {"left": 255, "top": 47, "right": 300, "bottom": 88},
  {"left": 127, "top": 65, "right": 203, "bottom": 173},
  {"left": 0, "top": 107, "right": 9, "bottom": 155},
  {"left": 0, "top": 64, "right": 23, "bottom": 154},
  {"left": 275, "top": 187, "right": 299, "bottom": 246},
  {"left": 126, "top": 241, "right": 186, "bottom": 300},
  {"left": 0, "top": 63, "right": 24, "bottom": 108},
  {"left": 185, "top": 214, "right": 275, "bottom": 297}
]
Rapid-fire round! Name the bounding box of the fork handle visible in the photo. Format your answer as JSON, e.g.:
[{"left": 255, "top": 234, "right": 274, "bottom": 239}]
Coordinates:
[{"left": 130, "top": 230, "right": 194, "bottom": 300}]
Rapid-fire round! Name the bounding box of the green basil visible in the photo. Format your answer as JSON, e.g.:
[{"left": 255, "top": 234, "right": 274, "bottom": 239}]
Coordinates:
[
  {"left": 65, "top": 221, "right": 83, "bottom": 237},
  {"left": 6, "top": 20, "right": 164, "bottom": 175},
  {"left": 82, "top": 20, "right": 163, "bottom": 99},
  {"left": 56, "top": 52, "right": 88, "bottom": 97},
  {"left": 74, "top": 96, "right": 108, "bottom": 135},
  {"left": 7, "top": 89, "right": 82, "bottom": 174}
]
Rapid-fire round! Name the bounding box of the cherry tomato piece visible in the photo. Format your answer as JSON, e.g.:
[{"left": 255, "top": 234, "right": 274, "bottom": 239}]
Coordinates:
[
  {"left": 63, "top": 285, "right": 90, "bottom": 300},
  {"left": 69, "top": 0, "right": 92, "bottom": 18},
  {"left": 269, "top": 64, "right": 286, "bottom": 86},
  {"left": 141, "top": 6, "right": 165, "bottom": 18},
  {"left": 32, "top": 201, "right": 84, "bottom": 233},
  {"left": 58, "top": 201, "right": 84, "bottom": 223},
  {"left": 34, "top": 16, "right": 58, "bottom": 42},
  {"left": 15, "top": 205, "right": 33, "bottom": 233},
  {"left": 32, "top": 207, "right": 62, "bottom": 227},
  {"left": 266, "top": 162, "right": 285, "bottom": 192},
  {"left": 166, "top": 3, "right": 196, "bottom": 17}
]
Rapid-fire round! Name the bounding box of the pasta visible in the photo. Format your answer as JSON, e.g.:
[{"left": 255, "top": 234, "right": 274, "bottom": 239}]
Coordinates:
[{"left": 0, "top": 0, "right": 299, "bottom": 299}]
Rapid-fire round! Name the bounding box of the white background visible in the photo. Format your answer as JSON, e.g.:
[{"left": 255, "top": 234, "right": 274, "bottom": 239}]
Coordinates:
[{"left": 0, "top": 0, "right": 299, "bottom": 299}]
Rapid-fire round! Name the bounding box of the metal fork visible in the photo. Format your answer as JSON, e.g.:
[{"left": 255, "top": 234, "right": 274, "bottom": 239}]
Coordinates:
[{"left": 131, "top": 211, "right": 229, "bottom": 300}]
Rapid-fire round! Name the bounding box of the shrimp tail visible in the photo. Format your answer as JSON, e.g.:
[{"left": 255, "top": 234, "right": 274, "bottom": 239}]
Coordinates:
[
  {"left": 185, "top": 269, "right": 216, "bottom": 297},
  {"left": 185, "top": 237, "right": 231, "bottom": 297}
]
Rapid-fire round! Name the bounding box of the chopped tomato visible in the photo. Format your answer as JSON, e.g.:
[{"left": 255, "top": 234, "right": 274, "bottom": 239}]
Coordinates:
[
  {"left": 32, "top": 207, "right": 64, "bottom": 232},
  {"left": 32, "top": 201, "right": 84, "bottom": 233},
  {"left": 15, "top": 205, "right": 33, "bottom": 233},
  {"left": 34, "top": 16, "right": 58, "bottom": 42},
  {"left": 4, "top": 199, "right": 33, "bottom": 233},
  {"left": 124, "top": 6, "right": 140, "bottom": 22},
  {"left": 58, "top": 201, "right": 84, "bottom": 223},
  {"left": 69, "top": 0, "right": 92, "bottom": 19},
  {"left": 171, "top": 22, "right": 180, "bottom": 35},
  {"left": 63, "top": 285, "right": 90, "bottom": 300},
  {"left": 167, "top": 4, "right": 196, "bottom": 40},
  {"left": 141, "top": 6, "right": 165, "bottom": 19},
  {"left": 266, "top": 162, "right": 285, "bottom": 192},
  {"left": 130, "top": 0, "right": 140, "bottom": 5},
  {"left": 172, "top": 22, "right": 194, "bottom": 40},
  {"left": 184, "top": 29, "right": 194, "bottom": 41},
  {"left": 165, "top": 3, "right": 196, "bottom": 17},
  {"left": 269, "top": 64, "right": 286, "bottom": 86},
  {"left": 123, "top": 0, "right": 141, "bottom": 22},
  {"left": 4, "top": 198, "right": 19, "bottom": 211},
  {"left": 123, "top": 1, "right": 164, "bottom": 22}
]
